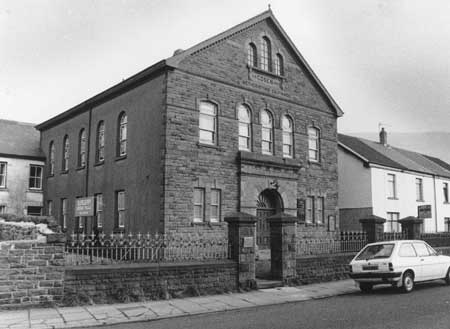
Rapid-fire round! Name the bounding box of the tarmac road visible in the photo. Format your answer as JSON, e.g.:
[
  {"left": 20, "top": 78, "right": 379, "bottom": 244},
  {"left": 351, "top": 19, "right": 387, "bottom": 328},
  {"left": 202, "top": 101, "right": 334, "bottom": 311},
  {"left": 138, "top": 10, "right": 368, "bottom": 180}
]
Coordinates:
[{"left": 84, "top": 281, "right": 450, "bottom": 329}]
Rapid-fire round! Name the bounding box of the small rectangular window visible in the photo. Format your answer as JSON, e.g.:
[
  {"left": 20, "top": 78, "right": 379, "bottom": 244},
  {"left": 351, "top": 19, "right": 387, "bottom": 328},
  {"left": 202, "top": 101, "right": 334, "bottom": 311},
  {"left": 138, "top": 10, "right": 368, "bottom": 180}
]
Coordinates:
[
  {"left": 306, "top": 196, "right": 314, "bottom": 223},
  {"left": 210, "top": 189, "right": 221, "bottom": 223},
  {"left": 116, "top": 191, "right": 125, "bottom": 228},
  {"left": 445, "top": 218, "right": 450, "bottom": 232},
  {"left": 0, "top": 162, "right": 7, "bottom": 188},
  {"left": 385, "top": 212, "right": 400, "bottom": 232},
  {"left": 199, "top": 102, "right": 217, "bottom": 145},
  {"left": 29, "top": 165, "right": 43, "bottom": 189},
  {"left": 415, "top": 178, "right": 423, "bottom": 201},
  {"left": 444, "top": 183, "right": 449, "bottom": 203},
  {"left": 387, "top": 174, "right": 397, "bottom": 199},
  {"left": 61, "top": 198, "right": 67, "bottom": 230},
  {"left": 308, "top": 128, "right": 320, "bottom": 162},
  {"left": 0, "top": 205, "right": 6, "bottom": 214},
  {"left": 47, "top": 200, "right": 53, "bottom": 216},
  {"left": 27, "top": 206, "right": 42, "bottom": 216},
  {"left": 193, "top": 188, "right": 205, "bottom": 222},
  {"left": 316, "top": 197, "right": 324, "bottom": 224},
  {"left": 95, "top": 194, "right": 103, "bottom": 228}
]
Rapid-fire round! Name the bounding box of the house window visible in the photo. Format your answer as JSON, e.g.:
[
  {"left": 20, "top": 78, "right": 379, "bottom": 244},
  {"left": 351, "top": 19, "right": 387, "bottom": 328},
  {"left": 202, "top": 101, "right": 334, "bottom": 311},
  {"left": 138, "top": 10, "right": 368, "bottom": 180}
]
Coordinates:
[
  {"left": 27, "top": 206, "right": 42, "bottom": 216},
  {"left": 445, "top": 218, "right": 450, "bottom": 232},
  {"left": 386, "top": 212, "right": 400, "bottom": 232},
  {"left": 48, "top": 142, "right": 55, "bottom": 175},
  {"left": 117, "top": 112, "right": 127, "bottom": 156},
  {"left": 416, "top": 178, "right": 424, "bottom": 201},
  {"left": 260, "top": 37, "right": 272, "bottom": 71},
  {"left": 387, "top": 173, "right": 397, "bottom": 199},
  {"left": 29, "top": 165, "right": 43, "bottom": 190},
  {"left": 282, "top": 115, "right": 293, "bottom": 158},
  {"left": 0, "top": 205, "right": 5, "bottom": 214},
  {"left": 193, "top": 188, "right": 205, "bottom": 222},
  {"left": 96, "top": 121, "right": 105, "bottom": 163},
  {"left": 261, "top": 110, "right": 273, "bottom": 155},
  {"left": 116, "top": 191, "right": 125, "bottom": 229},
  {"left": 210, "top": 189, "right": 221, "bottom": 223},
  {"left": 62, "top": 135, "right": 69, "bottom": 171},
  {"left": 0, "top": 162, "right": 6, "bottom": 188},
  {"left": 308, "top": 127, "right": 320, "bottom": 162},
  {"left": 199, "top": 101, "right": 217, "bottom": 145},
  {"left": 47, "top": 200, "right": 53, "bottom": 216},
  {"left": 78, "top": 129, "right": 87, "bottom": 167},
  {"left": 444, "top": 183, "right": 449, "bottom": 203},
  {"left": 306, "top": 196, "right": 314, "bottom": 224},
  {"left": 247, "top": 43, "right": 257, "bottom": 67},
  {"left": 61, "top": 198, "right": 67, "bottom": 230},
  {"left": 95, "top": 194, "right": 103, "bottom": 229},
  {"left": 316, "top": 197, "right": 324, "bottom": 224},
  {"left": 238, "top": 105, "right": 251, "bottom": 151},
  {"left": 274, "top": 53, "right": 284, "bottom": 75}
]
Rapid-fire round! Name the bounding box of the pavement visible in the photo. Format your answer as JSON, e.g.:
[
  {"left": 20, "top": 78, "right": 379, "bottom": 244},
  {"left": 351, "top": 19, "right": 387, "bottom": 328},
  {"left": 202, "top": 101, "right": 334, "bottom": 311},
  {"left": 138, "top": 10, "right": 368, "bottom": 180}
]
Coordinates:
[{"left": 0, "top": 280, "right": 359, "bottom": 329}]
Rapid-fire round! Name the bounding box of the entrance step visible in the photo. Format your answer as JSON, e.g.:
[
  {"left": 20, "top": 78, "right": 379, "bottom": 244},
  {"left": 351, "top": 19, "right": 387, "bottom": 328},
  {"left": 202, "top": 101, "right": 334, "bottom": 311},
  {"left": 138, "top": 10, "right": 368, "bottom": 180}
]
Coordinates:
[{"left": 256, "top": 279, "right": 283, "bottom": 289}]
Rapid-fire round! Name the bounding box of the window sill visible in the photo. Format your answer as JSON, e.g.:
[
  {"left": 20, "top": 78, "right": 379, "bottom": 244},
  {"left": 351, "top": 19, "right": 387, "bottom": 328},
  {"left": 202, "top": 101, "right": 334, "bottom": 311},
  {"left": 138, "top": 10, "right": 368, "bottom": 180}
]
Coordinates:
[
  {"left": 387, "top": 197, "right": 399, "bottom": 200},
  {"left": 308, "top": 160, "right": 321, "bottom": 167},
  {"left": 416, "top": 199, "right": 425, "bottom": 202},
  {"left": 113, "top": 228, "right": 125, "bottom": 234},
  {"left": 248, "top": 65, "right": 285, "bottom": 79},
  {"left": 94, "top": 161, "right": 105, "bottom": 167},
  {"left": 197, "top": 142, "right": 221, "bottom": 150},
  {"left": 60, "top": 170, "right": 69, "bottom": 175},
  {"left": 191, "top": 221, "right": 225, "bottom": 227},
  {"left": 77, "top": 166, "right": 86, "bottom": 171},
  {"left": 115, "top": 155, "right": 127, "bottom": 162},
  {"left": 47, "top": 174, "right": 54, "bottom": 178},
  {"left": 27, "top": 189, "right": 43, "bottom": 193},
  {"left": 0, "top": 187, "right": 7, "bottom": 191}
]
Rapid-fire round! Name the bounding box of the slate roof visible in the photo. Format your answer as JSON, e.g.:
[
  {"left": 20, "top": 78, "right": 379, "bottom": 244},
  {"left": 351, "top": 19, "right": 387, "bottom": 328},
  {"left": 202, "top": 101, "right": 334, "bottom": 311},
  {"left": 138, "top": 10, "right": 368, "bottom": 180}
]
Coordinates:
[
  {"left": 338, "top": 134, "right": 450, "bottom": 179},
  {"left": 37, "top": 9, "right": 342, "bottom": 131},
  {"left": 0, "top": 120, "right": 44, "bottom": 160}
]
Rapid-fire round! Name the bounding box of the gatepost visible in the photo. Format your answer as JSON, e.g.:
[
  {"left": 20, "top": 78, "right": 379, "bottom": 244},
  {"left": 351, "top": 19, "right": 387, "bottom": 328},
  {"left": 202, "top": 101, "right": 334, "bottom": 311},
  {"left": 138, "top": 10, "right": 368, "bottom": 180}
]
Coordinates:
[
  {"left": 399, "top": 216, "right": 423, "bottom": 240},
  {"left": 225, "top": 212, "right": 257, "bottom": 290},
  {"left": 359, "top": 215, "right": 386, "bottom": 243},
  {"left": 267, "top": 212, "right": 297, "bottom": 283}
]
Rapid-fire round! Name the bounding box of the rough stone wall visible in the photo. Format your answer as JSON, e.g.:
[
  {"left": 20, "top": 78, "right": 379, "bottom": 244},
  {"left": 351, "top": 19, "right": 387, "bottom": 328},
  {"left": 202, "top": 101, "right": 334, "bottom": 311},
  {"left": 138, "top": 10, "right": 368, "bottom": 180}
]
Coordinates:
[
  {"left": 0, "top": 222, "right": 38, "bottom": 241},
  {"left": 0, "top": 240, "right": 65, "bottom": 308},
  {"left": 64, "top": 261, "right": 237, "bottom": 304},
  {"left": 296, "top": 253, "right": 354, "bottom": 284}
]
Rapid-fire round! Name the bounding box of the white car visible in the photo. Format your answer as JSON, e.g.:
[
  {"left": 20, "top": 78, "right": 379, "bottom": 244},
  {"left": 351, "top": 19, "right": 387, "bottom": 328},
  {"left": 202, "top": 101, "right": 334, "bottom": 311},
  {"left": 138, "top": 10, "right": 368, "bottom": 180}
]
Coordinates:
[{"left": 349, "top": 240, "right": 450, "bottom": 293}]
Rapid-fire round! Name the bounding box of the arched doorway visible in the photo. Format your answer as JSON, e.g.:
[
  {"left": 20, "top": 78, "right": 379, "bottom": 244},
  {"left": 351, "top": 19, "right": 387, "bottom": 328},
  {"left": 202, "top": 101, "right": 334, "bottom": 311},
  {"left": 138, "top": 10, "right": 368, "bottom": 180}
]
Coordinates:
[{"left": 256, "top": 188, "right": 283, "bottom": 279}]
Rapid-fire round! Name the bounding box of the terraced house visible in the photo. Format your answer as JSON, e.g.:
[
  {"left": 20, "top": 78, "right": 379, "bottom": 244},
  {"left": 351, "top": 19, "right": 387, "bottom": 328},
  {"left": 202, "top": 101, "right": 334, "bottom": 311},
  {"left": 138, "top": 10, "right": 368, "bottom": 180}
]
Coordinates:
[{"left": 36, "top": 10, "right": 343, "bottom": 247}]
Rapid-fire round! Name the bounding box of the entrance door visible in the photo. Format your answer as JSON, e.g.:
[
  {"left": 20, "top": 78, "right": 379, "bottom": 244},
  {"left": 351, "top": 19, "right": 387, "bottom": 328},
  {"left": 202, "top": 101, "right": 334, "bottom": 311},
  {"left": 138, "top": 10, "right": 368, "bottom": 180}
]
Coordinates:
[{"left": 255, "top": 189, "right": 283, "bottom": 279}]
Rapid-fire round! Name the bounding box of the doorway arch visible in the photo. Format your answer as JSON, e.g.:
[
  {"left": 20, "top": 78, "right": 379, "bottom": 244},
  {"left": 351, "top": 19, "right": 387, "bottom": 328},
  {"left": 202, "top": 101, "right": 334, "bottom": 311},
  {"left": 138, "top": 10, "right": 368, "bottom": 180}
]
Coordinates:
[{"left": 256, "top": 188, "right": 284, "bottom": 250}]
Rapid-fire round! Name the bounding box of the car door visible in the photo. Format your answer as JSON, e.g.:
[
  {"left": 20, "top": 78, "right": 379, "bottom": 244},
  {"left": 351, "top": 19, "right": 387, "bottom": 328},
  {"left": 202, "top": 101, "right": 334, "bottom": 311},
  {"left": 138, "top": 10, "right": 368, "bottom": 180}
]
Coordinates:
[
  {"left": 398, "top": 242, "right": 422, "bottom": 279},
  {"left": 412, "top": 242, "right": 435, "bottom": 280},
  {"left": 425, "top": 243, "right": 448, "bottom": 279}
]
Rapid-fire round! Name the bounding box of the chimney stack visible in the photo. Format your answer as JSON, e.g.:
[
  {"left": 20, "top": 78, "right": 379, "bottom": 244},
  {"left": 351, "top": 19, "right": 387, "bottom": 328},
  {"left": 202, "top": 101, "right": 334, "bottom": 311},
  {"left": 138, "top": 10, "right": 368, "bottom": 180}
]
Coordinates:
[{"left": 379, "top": 127, "right": 387, "bottom": 146}]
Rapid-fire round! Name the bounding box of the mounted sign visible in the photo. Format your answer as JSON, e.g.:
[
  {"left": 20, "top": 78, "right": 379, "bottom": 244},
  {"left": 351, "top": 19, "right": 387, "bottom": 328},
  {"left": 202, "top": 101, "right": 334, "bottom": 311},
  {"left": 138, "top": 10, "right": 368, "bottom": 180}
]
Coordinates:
[
  {"left": 418, "top": 205, "right": 432, "bottom": 219},
  {"left": 75, "top": 197, "right": 95, "bottom": 217}
]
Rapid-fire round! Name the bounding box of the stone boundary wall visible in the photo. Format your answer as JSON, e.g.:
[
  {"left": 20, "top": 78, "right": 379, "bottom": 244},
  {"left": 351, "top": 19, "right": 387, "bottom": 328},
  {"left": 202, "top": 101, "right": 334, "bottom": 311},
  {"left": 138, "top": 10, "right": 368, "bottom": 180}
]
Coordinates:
[
  {"left": 64, "top": 260, "right": 238, "bottom": 305},
  {"left": 0, "top": 240, "right": 65, "bottom": 308},
  {"left": 0, "top": 222, "right": 38, "bottom": 241}
]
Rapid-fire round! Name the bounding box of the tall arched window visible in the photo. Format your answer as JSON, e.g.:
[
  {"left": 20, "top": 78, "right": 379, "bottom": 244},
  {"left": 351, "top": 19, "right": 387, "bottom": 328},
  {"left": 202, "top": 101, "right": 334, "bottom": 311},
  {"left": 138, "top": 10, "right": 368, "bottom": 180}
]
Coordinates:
[
  {"left": 62, "top": 135, "right": 69, "bottom": 171},
  {"left": 48, "top": 141, "right": 55, "bottom": 175},
  {"left": 96, "top": 121, "right": 105, "bottom": 163},
  {"left": 247, "top": 43, "right": 257, "bottom": 67},
  {"left": 117, "top": 112, "right": 127, "bottom": 156},
  {"left": 282, "top": 115, "right": 293, "bottom": 158},
  {"left": 274, "top": 53, "right": 284, "bottom": 76},
  {"left": 261, "top": 110, "right": 273, "bottom": 155},
  {"left": 78, "top": 129, "right": 87, "bottom": 167},
  {"left": 261, "top": 37, "right": 272, "bottom": 72},
  {"left": 199, "top": 101, "right": 217, "bottom": 145},
  {"left": 238, "top": 105, "right": 251, "bottom": 151},
  {"left": 308, "top": 127, "right": 320, "bottom": 162}
]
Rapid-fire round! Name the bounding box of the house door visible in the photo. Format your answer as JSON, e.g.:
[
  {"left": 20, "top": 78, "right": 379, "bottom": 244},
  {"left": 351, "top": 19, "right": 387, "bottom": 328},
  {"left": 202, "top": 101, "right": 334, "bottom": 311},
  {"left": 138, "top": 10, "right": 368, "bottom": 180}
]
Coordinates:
[{"left": 256, "top": 188, "right": 283, "bottom": 279}]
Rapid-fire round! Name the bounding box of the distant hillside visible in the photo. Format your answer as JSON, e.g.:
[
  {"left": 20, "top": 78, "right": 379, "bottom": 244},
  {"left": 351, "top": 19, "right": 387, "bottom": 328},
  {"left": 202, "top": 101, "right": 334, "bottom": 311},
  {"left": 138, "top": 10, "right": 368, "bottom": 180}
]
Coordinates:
[{"left": 346, "top": 132, "right": 450, "bottom": 164}]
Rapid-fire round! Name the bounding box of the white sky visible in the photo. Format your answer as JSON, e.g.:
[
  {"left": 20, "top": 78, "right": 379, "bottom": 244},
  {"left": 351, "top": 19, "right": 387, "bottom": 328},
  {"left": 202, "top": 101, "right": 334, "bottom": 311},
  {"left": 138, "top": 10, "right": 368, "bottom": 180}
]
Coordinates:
[{"left": 1, "top": 0, "right": 449, "bottom": 133}]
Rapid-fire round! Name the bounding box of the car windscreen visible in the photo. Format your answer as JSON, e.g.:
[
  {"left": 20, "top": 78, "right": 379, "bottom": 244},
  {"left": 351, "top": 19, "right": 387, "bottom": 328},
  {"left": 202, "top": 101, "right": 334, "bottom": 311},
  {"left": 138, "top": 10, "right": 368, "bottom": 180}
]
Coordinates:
[{"left": 355, "top": 243, "right": 395, "bottom": 260}]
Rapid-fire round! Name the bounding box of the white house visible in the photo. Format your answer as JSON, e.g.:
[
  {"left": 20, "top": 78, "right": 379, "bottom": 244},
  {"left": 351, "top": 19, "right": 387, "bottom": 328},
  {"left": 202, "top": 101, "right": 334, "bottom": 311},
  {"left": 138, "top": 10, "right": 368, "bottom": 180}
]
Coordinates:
[
  {"left": 338, "top": 129, "right": 450, "bottom": 233},
  {"left": 0, "top": 120, "right": 45, "bottom": 216}
]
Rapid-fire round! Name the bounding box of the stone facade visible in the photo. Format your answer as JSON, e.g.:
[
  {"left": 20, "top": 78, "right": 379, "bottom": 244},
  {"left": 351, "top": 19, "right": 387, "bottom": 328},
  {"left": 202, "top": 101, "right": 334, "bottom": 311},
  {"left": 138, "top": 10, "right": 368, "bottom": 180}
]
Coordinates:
[{"left": 37, "top": 11, "right": 341, "bottom": 242}]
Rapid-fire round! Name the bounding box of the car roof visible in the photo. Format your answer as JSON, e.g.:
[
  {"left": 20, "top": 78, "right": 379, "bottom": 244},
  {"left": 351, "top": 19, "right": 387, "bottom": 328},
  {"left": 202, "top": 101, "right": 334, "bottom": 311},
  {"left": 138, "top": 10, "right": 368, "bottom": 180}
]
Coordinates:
[{"left": 366, "top": 240, "right": 427, "bottom": 246}]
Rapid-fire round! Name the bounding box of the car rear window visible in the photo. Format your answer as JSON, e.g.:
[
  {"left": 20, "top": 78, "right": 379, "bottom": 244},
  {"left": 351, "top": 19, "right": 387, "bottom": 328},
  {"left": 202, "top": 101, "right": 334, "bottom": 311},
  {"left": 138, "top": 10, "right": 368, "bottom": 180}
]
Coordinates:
[{"left": 356, "top": 243, "right": 395, "bottom": 260}]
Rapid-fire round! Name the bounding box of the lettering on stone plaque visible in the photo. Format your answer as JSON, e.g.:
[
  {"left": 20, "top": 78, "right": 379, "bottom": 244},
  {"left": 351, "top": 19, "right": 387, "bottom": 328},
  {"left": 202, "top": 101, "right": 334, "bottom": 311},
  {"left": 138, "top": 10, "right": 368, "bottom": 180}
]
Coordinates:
[{"left": 243, "top": 236, "right": 254, "bottom": 248}]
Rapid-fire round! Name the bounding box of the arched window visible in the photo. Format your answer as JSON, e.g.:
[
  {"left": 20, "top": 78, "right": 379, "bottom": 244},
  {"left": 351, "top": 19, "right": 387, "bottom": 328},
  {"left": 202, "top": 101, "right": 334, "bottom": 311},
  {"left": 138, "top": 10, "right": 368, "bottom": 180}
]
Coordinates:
[
  {"left": 282, "top": 115, "right": 293, "bottom": 158},
  {"left": 238, "top": 105, "right": 251, "bottom": 151},
  {"left": 199, "top": 101, "right": 217, "bottom": 145},
  {"left": 308, "top": 127, "right": 320, "bottom": 162},
  {"left": 261, "top": 37, "right": 272, "bottom": 72},
  {"left": 96, "top": 121, "right": 105, "bottom": 163},
  {"left": 274, "top": 53, "right": 284, "bottom": 76},
  {"left": 78, "top": 129, "right": 87, "bottom": 167},
  {"left": 117, "top": 112, "right": 127, "bottom": 156},
  {"left": 247, "top": 43, "right": 257, "bottom": 67},
  {"left": 62, "top": 135, "right": 69, "bottom": 171},
  {"left": 48, "top": 141, "right": 55, "bottom": 175},
  {"left": 261, "top": 110, "right": 273, "bottom": 155}
]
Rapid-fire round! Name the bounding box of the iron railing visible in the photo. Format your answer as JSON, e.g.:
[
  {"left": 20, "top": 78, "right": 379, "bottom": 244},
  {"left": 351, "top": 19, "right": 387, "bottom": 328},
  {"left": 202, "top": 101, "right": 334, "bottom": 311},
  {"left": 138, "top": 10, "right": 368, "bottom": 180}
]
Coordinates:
[
  {"left": 296, "top": 231, "right": 368, "bottom": 256},
  {"left": 380, "top": 231, "right": 408, "bottom": 241},
  {"left": 65, "top": 232, "right": 229, "bottom": 265},
  {"left": 420, "top": 232, "right": 450, "bottom": 247}
]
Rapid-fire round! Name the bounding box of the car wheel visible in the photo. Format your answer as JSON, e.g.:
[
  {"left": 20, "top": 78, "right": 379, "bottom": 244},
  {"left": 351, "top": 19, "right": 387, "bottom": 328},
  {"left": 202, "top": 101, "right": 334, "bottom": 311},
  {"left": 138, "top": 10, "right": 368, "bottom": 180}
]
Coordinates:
[
  {"left": 359, "top": 283, "right": 373, "bottom": 293},
  {"left": 402, "top": 272, "right": 414, "bottom": 293},
  {"left": 445, "top": 268, "right": 450, "bottom": 285}
]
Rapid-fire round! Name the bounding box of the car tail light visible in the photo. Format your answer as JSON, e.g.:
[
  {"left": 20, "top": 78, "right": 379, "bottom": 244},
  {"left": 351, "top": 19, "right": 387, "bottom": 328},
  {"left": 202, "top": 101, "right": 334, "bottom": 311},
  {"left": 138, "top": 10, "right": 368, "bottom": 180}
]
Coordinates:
[{"left": 389, "top": 262, "right": 394, "bottom": 271}]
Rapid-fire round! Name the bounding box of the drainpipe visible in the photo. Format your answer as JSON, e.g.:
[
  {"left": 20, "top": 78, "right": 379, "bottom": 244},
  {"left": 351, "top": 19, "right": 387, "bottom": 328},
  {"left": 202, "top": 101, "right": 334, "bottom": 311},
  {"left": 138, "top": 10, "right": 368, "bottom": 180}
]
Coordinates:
[{"left": 433, "top": 175, "right": 438, "bottom": 232}]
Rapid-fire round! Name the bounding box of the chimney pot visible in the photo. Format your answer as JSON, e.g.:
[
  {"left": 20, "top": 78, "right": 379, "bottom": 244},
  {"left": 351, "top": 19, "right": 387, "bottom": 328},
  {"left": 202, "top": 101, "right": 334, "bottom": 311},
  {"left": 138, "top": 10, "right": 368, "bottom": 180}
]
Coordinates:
[{"left": 379, "top": 127, "right": 387, "bottom": 146}]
